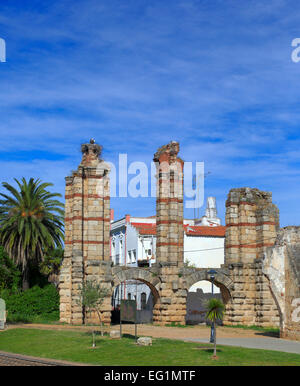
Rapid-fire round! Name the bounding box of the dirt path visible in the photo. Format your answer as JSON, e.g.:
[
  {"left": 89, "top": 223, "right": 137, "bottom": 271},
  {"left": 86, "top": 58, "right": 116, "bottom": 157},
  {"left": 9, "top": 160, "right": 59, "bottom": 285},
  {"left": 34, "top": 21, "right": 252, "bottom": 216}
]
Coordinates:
[
  {"left": 116, "top": 324, "right": 274, "bottom": 340},
  {"left": 4, "top": 322, "right": 276, "bottom": 340}
]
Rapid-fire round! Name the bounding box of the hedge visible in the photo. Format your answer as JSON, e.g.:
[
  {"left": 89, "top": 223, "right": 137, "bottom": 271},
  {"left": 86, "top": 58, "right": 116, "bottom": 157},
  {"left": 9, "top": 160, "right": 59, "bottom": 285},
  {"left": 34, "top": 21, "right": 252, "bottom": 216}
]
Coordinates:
[{"left": 0, "top": 284, "right": 59, "bottom": 323}]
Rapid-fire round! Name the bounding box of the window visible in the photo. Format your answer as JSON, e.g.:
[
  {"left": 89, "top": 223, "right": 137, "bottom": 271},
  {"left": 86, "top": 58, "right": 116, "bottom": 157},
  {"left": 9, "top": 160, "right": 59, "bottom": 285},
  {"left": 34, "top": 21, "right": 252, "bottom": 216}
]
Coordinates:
[
  {"left": 119, "top": 239, "right": 123, "bottom": 265},
  {"left": 127, "top": 250, "right": 132, "bottom": 264},
  {"left": 115, "top": 254, "right": 120, "bottom": 265},
  {"left": 132, "top": 250, "right": 136, "bottom": 263},
  {"left": 141, "top": 293, "right": 147, "bottom": 310}
]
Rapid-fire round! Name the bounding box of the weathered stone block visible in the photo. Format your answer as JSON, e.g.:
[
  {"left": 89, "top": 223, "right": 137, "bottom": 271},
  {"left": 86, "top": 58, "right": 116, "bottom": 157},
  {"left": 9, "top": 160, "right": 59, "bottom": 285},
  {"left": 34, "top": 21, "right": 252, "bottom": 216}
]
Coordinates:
[
  {"left": 137, "top": 337, "right": 152, "bottom": 346},
  {"left": 110, "top": 330, "right": 121, "bottom": 339}
]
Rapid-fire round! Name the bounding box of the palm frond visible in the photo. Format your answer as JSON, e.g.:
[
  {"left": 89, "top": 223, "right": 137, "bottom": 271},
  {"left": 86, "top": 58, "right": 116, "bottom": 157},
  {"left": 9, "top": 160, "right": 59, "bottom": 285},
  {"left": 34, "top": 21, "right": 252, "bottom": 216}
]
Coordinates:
[
  {"left": 206, "top": 298, "right": 225, "bottom": 322},
  {"left": 0, "top": 177, "right": 64, "bottom": 275}
]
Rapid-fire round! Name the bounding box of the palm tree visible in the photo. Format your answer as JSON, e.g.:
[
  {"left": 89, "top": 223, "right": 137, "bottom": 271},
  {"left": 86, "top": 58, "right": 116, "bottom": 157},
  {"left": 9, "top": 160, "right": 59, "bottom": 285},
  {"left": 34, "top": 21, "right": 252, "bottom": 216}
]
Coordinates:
[
  {"left": 206, "top": 298, "right": 225, "bottom": 358},
  {"left": 0, "top": 177, "right": 64, "bottom": 290}
]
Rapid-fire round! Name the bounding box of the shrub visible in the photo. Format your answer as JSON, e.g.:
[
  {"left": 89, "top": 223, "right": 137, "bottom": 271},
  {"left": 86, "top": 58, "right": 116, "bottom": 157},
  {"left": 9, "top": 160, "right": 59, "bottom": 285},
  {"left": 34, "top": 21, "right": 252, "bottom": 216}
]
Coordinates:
[
  {"left": 0, "top": 246, "right": 21, "bottom": 291},
  {"left": 0, "top": 284, "right": 59, "bottom": 323}
]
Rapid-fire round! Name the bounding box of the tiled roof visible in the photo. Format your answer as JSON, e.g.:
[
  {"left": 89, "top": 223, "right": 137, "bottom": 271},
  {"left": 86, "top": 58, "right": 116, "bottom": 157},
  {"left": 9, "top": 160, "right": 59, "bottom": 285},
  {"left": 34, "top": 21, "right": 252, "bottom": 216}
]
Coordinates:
[
  {"left": 130, "top": 222, "right": 157, "bottom": 235},
  {"left": 130, "top": 222, "right": 226, "bottom": 237},
  {"left": 184, "top": 225, "right": 226, "bottom": 237}
]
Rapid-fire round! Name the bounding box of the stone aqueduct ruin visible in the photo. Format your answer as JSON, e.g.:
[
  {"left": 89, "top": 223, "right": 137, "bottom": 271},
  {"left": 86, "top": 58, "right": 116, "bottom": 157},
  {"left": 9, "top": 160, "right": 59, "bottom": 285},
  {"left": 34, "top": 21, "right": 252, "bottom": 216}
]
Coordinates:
[{"left": 59, "top": 140, "right": 300, "bottom": 340}]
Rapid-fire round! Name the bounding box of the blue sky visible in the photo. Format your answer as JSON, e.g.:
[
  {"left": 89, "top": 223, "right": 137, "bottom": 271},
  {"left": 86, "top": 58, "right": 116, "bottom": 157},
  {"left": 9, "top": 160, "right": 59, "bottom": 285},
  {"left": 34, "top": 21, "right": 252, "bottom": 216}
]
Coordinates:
[{"left": 0, "top": 0, "right": 300, "bottom": 226}]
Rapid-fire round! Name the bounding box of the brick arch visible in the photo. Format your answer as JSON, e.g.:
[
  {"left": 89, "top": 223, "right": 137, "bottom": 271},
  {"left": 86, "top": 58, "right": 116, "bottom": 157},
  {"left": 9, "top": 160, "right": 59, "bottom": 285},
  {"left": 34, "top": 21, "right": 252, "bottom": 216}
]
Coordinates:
[
  {"left": 111, "top": 267, "right": 161, "bottom": 304},
  {"left": 183, "top": 269, "right": 234, "bottom": 304}
]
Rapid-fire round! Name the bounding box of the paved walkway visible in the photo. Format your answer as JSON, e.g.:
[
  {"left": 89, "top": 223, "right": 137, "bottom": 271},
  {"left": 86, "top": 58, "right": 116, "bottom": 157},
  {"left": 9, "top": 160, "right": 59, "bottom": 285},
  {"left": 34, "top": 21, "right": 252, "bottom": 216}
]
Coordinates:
[{"left": 184, "top": 337, "right": 300, "bottom": 354}]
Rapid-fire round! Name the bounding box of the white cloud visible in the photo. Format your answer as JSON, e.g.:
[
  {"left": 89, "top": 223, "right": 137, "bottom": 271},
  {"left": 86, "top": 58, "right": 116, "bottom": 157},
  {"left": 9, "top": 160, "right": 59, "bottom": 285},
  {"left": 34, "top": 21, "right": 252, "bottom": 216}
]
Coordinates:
[{"left": 0, "top": 0, "right": 300, "bottom": 226}]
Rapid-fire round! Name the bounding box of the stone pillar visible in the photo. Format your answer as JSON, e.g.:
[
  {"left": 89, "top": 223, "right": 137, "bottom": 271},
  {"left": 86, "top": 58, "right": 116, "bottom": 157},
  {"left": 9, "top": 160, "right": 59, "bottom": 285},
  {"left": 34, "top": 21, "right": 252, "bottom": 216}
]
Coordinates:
[
  {"left": 224, "top": 188, "right": 280, "bottom": 326},
  {"left": 59, "top": 140, "right": 112, "bottom": 325},
  {"left": 153, "top": 141, "right": 186, "bottom": 324},
  {"left": 283, "top": 228, "right": 300, "bottom": 340}
]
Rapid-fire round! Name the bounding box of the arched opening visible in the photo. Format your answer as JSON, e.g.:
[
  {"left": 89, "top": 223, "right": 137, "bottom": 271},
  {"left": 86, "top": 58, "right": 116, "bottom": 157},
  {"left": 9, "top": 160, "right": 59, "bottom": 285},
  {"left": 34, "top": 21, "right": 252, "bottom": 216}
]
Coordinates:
[
  {"left": 186, "top": 280, "right": 222, "bottom": 325},
  {"left": 184, "top": 270, "right": 233, "bottom": 325},
  {"left": 111, "top": 276, "right": 160, "bottom": 324}
]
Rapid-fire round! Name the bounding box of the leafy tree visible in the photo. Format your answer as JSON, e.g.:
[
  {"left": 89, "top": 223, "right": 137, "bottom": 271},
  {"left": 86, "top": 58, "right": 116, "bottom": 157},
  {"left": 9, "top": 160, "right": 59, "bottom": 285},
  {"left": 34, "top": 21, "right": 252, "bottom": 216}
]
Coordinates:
[
  {"left": 205, "top": 298, "right": 225, "bottom": 358},
  {"left": 77, "top": 280, "right": 110, "bottom": 347},
  {"left": 0, "top": 178, "right": 64, "bottom": 290},
  {"left": 184, "top": 259, "right": 196, "bottom": 268},
  {"left": 39, "top": 247, "right": 64, "bottom": 288},
  {"left": 0, "top": 246, "right": 21, "bottom": 291}
]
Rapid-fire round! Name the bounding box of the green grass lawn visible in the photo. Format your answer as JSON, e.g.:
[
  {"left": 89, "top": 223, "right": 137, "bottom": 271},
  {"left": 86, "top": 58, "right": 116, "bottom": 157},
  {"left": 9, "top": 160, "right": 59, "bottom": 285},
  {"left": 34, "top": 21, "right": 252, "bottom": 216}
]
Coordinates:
[{"left": 0, "top": 328, "right": 299, "bottom": 366}]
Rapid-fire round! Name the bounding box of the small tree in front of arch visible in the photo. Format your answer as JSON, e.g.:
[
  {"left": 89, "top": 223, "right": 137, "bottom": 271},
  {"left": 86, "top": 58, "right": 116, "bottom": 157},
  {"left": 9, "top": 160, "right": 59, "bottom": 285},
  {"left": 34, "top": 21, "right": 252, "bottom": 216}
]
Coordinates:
[
  {"left": 77, "top": 279, "right": 110, "bottom": 347},
  {"left": 205, "top": 298, "right": 225, "bottom": 359}
]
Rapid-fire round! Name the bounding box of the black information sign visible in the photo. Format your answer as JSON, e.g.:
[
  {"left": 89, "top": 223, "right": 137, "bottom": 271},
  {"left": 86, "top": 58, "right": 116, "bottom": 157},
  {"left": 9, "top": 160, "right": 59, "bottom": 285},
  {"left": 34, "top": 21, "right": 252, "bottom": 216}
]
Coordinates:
[
  {"left": 120, "top": 300, "right": 137, "bottom": 341},
  {"left": 120, "top": 300, "right": 137, "bottom": 322}
]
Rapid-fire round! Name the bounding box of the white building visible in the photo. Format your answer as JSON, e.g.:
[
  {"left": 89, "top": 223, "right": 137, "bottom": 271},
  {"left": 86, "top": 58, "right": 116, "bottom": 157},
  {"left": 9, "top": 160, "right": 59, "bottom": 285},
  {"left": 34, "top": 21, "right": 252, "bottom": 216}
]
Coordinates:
[{"left": 110, "top": 197, "right": 225, "bottom": 310}]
